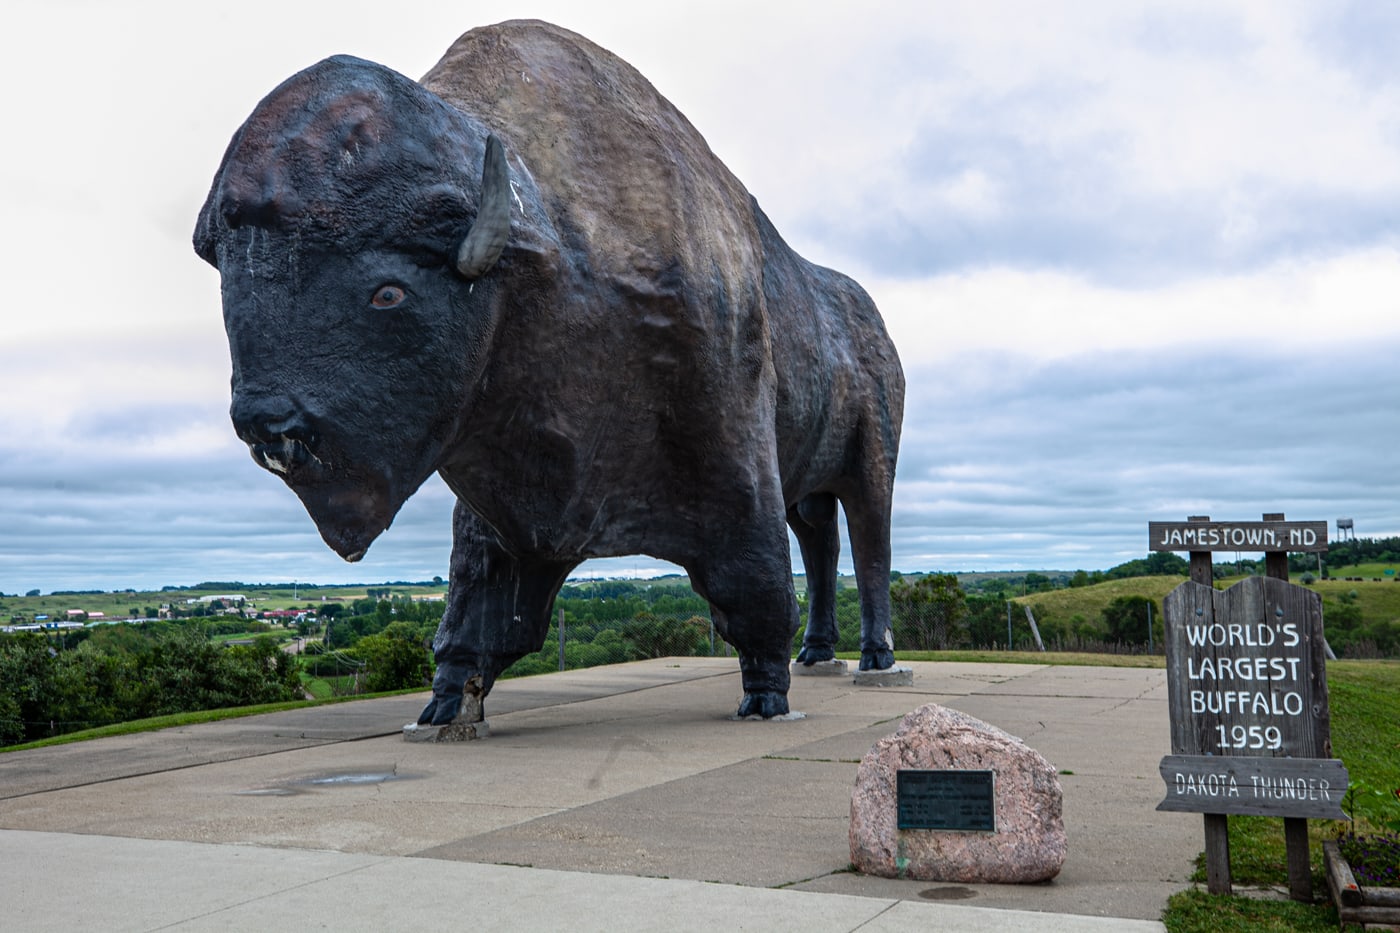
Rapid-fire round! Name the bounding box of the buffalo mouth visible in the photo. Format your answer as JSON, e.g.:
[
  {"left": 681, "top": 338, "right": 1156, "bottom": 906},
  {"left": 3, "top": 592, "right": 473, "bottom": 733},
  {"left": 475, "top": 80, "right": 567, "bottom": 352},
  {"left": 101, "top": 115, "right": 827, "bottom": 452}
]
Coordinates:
[
  {"left": 246, "top": 445, "right": 400, "bottom": 562},
  {"left": 249, "top": 437, "right": 320, "bottom": 476}
]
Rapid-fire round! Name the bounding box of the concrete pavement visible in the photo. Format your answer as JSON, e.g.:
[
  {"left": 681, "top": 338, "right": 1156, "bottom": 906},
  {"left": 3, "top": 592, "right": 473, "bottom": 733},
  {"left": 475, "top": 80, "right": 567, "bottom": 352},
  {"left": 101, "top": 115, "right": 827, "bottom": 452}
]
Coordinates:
[{"left": 0, "top": 658, "right": 1188, "bottom": 931}]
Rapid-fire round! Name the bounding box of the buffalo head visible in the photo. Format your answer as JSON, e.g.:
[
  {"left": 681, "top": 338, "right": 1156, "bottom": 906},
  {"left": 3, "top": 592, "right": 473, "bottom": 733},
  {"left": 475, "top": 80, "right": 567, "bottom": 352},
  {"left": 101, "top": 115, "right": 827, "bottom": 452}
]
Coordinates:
[{"left": 194, "top": 56, "right": 529, "bottom": 560}]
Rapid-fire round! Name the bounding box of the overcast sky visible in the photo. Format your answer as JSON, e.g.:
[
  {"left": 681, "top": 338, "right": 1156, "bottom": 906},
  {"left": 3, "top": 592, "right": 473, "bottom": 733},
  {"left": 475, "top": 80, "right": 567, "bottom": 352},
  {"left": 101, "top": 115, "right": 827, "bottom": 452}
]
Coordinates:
[{"left": 3, "top": 1, "right": 1399, "bottom": 593}]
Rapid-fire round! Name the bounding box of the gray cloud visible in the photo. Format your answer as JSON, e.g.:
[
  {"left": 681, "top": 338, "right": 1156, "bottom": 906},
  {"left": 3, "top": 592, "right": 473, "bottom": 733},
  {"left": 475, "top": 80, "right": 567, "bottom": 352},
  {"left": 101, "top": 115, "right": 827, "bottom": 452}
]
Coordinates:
[{"left": 891, "top": 342, "right": 1400, "bottom": 571}]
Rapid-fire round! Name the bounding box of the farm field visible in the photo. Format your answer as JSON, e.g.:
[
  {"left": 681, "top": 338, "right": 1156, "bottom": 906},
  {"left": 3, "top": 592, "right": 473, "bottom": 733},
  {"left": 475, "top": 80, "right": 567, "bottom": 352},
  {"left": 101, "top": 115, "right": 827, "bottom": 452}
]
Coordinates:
[{"left": 1, "top": 582, "right": 448, "bottom": 624}]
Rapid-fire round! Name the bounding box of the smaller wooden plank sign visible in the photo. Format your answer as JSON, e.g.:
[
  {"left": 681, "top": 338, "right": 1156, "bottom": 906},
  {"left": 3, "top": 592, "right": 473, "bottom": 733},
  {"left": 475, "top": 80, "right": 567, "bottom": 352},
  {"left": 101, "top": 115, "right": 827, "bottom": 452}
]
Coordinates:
[
  {"left": 1157, "top": 755, "right": 1348, "bottom": 820},
  {"left": 897, "top": 770, "right": 996, "bottom": 832},
  {"left": 1149, "top": 520, "right": 1327, "bottom": 553}
]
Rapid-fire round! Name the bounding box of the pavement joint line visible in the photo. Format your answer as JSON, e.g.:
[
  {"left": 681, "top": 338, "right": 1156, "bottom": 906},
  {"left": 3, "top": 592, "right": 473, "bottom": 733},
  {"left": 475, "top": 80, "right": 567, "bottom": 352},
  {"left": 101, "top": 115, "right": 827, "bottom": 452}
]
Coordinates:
[
  {"left": 849, "top": 898, "right": 903, "bottom": 931},
  {"left": 1103, "top": 684, "right": 1167, "bottom": 713}
]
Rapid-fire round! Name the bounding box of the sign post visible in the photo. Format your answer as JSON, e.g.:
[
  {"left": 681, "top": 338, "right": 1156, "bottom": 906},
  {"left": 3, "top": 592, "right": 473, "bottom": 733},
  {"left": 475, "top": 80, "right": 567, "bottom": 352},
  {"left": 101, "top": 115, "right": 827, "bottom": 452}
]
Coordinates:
[{"left": 1152, "top": 514, "right": 1345, "bottom": 902}]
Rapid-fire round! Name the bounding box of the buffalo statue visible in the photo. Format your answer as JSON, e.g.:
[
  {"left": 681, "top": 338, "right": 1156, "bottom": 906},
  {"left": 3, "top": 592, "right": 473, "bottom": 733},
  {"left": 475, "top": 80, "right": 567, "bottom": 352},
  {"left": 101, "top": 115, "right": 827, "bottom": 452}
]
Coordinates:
[{"left": 194, "top": 20, "right": 904, "bottom": 723}]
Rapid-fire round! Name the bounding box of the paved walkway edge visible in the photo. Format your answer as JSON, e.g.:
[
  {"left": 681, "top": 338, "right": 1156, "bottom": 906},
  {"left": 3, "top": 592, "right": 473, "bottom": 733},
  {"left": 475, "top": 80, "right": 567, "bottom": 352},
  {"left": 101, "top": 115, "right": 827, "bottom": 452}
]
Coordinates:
[{"left": 3, "top": 829, "right": 1166, "bottom": 932}]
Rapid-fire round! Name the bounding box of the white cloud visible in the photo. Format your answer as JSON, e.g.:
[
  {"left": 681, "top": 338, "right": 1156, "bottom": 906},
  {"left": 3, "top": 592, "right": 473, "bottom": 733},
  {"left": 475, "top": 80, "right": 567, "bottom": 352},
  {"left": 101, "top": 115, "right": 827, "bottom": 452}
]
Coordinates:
[{"left": 871, "top": 246, "right": 1400, "bottom": 365}]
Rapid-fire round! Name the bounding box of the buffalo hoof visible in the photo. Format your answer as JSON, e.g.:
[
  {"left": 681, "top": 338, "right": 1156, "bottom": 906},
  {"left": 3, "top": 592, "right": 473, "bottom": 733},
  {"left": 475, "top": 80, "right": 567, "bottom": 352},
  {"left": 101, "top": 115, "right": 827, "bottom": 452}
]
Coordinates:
[
  {"left": 859, "top": 648, "right": 895, "bottom": 671},
  {"left": 736, "top": 691, "right": 790, "bottom": 719},
  {"left": 796, "top": 645, "right": 835, "bottom": 665},
  {"left": 417, "top": 692, "right": 462, "bottom": 726}
]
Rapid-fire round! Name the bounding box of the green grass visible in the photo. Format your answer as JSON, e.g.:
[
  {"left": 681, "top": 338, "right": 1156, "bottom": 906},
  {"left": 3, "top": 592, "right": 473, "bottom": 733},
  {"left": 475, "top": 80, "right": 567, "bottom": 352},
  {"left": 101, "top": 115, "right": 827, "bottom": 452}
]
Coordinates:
[
  {"left": 1325, "top": 561, "right": 1400, "bottom": 580},
  {"left": 1167, "top": 659, "right": 1400, "bottom": 931},
  {"left": 302, "top": 678, "right": 337, "bottom": 700},
  {"left": 1328, "top": 661, "right": 1400, "bottom": 809},
  {"left": 1163, "top": 889, "right": 1337, "bottom": 932}
]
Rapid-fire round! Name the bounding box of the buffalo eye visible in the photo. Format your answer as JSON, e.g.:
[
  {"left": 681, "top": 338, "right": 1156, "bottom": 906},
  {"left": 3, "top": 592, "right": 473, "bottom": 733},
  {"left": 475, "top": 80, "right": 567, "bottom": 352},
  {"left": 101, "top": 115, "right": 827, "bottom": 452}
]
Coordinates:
[{"left": 370, "top": 284, "right": 407, "bottom": 309}]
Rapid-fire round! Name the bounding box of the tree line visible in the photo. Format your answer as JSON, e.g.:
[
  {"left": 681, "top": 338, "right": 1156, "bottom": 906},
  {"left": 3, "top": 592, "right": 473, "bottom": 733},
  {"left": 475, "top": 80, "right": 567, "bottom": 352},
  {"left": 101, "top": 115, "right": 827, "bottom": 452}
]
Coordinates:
[
  {"left": 0, "top": 628, "right": 301, "bottom": 746},
  {"left": 7, "top": 548, "right": 1396, "bottom": 747}
]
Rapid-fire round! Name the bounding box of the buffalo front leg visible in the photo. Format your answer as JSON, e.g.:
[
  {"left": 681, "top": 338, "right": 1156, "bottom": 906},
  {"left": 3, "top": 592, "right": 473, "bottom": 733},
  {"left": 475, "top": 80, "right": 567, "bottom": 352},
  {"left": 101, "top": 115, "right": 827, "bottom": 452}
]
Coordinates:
[
  {"left": 789, "top": 492, "right": 840, "bottom": 665},
  {"left": 418, "top": 502, "right": 575, "bottom": 726},
  {"left": 688, "top": 517, "right": 802, "bottom": 718}
]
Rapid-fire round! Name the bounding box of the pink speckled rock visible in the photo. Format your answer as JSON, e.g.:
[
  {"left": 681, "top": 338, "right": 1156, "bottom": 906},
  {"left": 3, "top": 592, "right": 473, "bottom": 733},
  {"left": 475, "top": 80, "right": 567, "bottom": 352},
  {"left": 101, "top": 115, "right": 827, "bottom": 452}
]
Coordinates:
[{"left": 849, "top": 703, "right": 1065, "bottom": 883}]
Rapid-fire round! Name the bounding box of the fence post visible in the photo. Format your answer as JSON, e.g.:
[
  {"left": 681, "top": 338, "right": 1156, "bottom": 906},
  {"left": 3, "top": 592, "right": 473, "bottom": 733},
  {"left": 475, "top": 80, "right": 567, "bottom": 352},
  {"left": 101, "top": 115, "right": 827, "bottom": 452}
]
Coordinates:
[
  {"left": 1262, "top": 512, "right": 1313, "bottom": 904},
  {"left": 558, "top": 606, "right": 565, "bottom": 672},
  {"left": 1183, "top": 514, "right": 1233, "bottom": 897}
]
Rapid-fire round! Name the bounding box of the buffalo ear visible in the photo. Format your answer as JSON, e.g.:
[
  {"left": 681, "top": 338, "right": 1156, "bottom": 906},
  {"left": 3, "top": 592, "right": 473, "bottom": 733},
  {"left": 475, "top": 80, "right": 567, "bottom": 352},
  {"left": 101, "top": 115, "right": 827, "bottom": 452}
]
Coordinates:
[
  {"left": 193, "top": 192, "right": 220, "bottom": 267},
  {"left": 455, "top": 134, "right": 512, "bottom": 280}
]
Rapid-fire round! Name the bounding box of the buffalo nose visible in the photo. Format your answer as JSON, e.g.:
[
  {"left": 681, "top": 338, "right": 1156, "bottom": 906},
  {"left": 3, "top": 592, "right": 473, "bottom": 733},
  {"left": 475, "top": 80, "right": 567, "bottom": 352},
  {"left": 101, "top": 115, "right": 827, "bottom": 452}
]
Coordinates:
[{"left": 230, "top": 398, "right": 320, "bottom": 475}]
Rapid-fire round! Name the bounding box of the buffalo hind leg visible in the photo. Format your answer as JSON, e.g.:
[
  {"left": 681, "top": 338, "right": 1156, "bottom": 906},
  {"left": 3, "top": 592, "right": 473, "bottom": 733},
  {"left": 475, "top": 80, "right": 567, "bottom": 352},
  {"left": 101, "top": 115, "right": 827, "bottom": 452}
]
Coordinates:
[
  {"left": 789, "top": 492, "right": 839, "bottom": 665},
  {"left": 418, "top": 502, "right": 575, "bottom": 726},
  {"left": 844, "top": 492, "right": 896, "bottom": 671}
]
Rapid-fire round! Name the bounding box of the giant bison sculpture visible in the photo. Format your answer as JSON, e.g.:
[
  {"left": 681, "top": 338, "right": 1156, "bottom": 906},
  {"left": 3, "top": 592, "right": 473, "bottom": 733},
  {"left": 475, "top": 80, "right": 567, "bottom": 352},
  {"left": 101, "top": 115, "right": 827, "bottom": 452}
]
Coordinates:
[{"left": 194, "top": 20, "right": 904, "bottom": 724}]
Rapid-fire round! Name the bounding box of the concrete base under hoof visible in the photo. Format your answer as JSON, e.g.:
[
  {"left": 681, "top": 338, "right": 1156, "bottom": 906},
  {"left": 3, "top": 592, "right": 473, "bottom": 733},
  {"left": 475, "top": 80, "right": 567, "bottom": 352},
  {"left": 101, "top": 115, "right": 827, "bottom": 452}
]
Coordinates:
[
  {"left": 402, "top": 720, "right": 490, "bottom": 742},
  {"left": 852, "top": 665, "right": 913, "bottom": 687},
  {"left": 791, "top": 659, "right": 849, "bottom": 677},
  {"left": 730, "top": 711, "right": 807, "bottom": 722}
]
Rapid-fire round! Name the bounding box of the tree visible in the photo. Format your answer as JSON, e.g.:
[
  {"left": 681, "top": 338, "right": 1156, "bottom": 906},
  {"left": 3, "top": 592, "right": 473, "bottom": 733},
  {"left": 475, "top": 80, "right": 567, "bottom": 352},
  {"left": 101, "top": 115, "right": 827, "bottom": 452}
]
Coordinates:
[
  {"left": 964, "top": 595, "right": 1009, "bottom": 648},
  {"left": 353, "top": 629, "right": 430, "bottom": 692},
  {"left": 891, "top": 574, "right": 968, "bottom": 650},
  {"left": 0, "top": 634, "right": 56, "bottom": 744},
  {"left": 1100, "top": 596, "right": 1157, "bottom": 646},
  {"left": 1023, "top": 573, "right": 1053, "bottom": 593},
  {"left": 1105, "top": 553, "right": 1188, "bottom": 580},
  {"left": 621, "top": 613, "right": 709, "bottom": 659}
]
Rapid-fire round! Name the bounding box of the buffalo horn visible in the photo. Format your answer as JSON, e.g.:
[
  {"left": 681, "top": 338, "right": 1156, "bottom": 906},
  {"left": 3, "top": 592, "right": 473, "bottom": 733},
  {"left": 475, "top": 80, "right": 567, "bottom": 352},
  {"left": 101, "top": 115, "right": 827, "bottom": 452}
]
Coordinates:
[{"left": 455, "top": 134, "right": 512, "bottom": 279}]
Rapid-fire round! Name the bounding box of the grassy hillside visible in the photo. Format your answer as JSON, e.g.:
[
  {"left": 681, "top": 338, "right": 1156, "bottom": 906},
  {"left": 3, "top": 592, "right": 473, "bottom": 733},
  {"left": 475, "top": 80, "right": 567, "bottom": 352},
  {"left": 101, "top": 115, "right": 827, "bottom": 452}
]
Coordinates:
[
  {"left": 1017, "top": 575, "right": 1185, "bottom": 620},
  {"left": 1015, "top": 572, "right": 1399, "bottom": 656}
]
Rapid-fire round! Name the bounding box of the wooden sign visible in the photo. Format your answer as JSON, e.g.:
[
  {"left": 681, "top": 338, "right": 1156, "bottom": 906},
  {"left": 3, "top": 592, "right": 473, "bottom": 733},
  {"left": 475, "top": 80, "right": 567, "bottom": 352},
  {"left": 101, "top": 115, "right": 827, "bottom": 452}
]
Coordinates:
[
  {"left": 897, "top": 770, "right": 996, "bottom": 832},
  {"left": 1163, "top": 576, "right": 1332, "bottom": 759},
  {"left": 1157, "top": 755, "right": 1348, "bottom": 819},
  {"left": 1154, "top": 513, "right": 1338, "bottom": 904},
  {"left": 1149, "top": 520, "right": 1328, "bottom": 553}
]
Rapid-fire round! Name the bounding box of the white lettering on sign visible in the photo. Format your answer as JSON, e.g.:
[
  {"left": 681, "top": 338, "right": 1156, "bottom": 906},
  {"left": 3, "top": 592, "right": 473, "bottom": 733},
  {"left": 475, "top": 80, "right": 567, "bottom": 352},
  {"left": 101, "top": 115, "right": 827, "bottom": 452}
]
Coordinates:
[
  {"left": 1189, "top": 690, "right": 1305, "bottom": 717},
  {"left": 1173, "top": 771, "right": 1333, "bottom": 801},
  {"left": 1174, "top": 771, "right": 1240, "bottom": 798},
  {"left": 1179, "top": 607, "right": 1313, "bottom": 753},
  {"left": 1250, "top": 775, "right": 1333, "bottom": 801},
  {"left": 1164, "top": 574, "right": 1325, "bottom": 759},
  {"left": 1187, "top": 656, "right": 1302, "bottom": 681},
  {"left": 1158, "top": 526, "right": 1281, "bottom": 549},
  {"left": 1184, "top": 622, "right": 1300, "bottom": 648}
]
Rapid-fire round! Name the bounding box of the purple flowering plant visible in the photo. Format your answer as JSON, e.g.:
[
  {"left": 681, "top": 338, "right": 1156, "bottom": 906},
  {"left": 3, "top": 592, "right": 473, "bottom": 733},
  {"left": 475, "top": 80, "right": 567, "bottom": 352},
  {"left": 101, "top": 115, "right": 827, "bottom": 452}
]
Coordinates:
[{"left": 1337, "top": 778, "right": 1400, "bottom": 889}]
